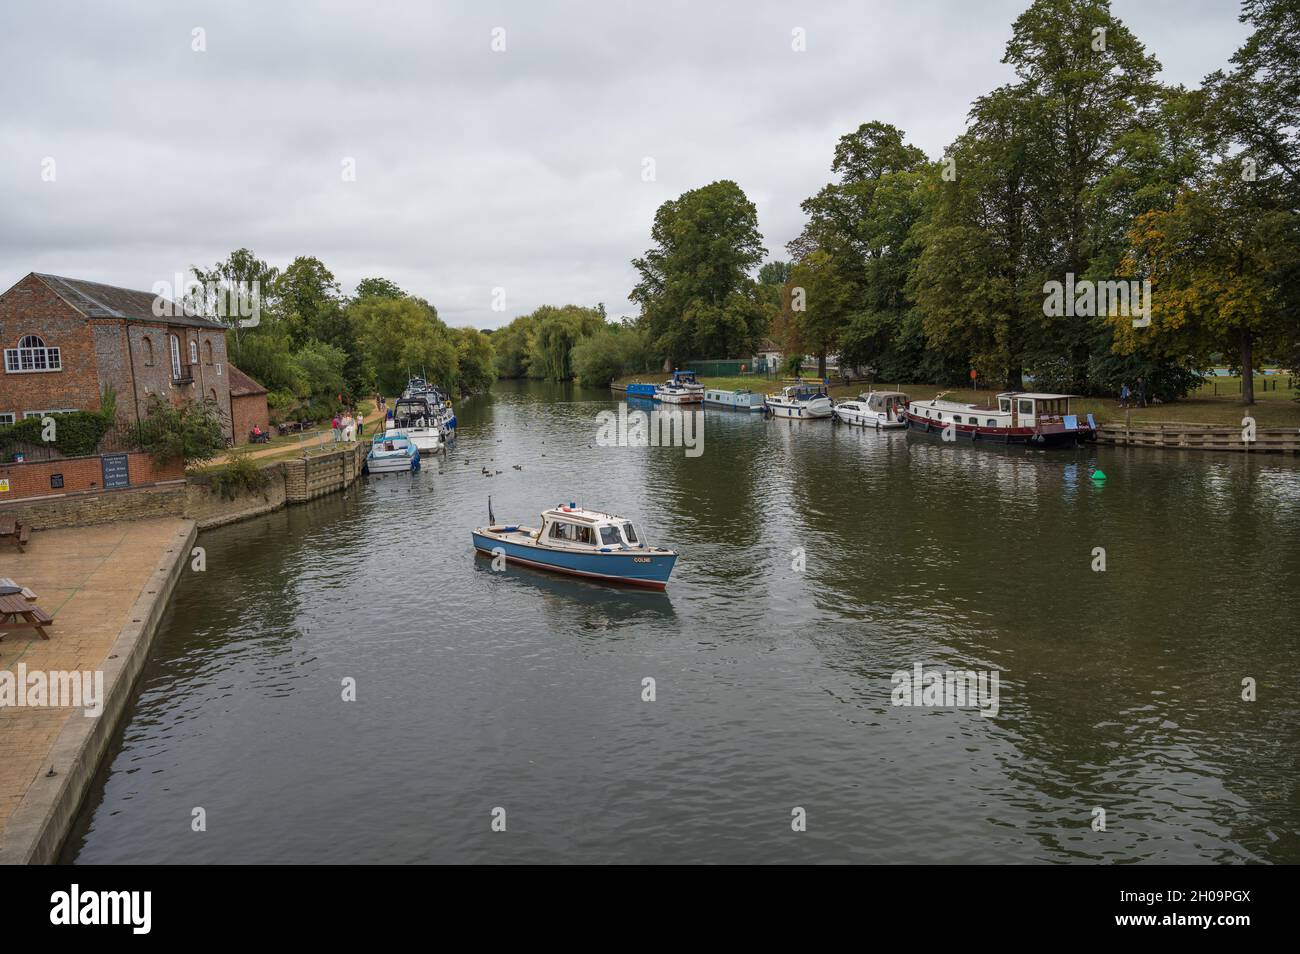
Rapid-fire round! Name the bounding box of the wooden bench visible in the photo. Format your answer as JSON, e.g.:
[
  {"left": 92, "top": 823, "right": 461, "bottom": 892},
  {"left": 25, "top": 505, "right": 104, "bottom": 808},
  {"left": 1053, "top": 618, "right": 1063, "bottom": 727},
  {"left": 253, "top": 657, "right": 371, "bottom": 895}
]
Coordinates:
[{"left": 0, "top": 512, "right": 27, "bottom": 552}]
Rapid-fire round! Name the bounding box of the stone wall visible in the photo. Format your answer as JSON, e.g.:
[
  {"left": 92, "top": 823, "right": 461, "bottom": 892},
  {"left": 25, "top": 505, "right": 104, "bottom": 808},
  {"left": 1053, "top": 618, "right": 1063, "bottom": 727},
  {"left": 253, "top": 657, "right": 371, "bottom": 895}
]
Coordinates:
[{"left": 2, "top": 483, "right": 187, "bottom": 529}]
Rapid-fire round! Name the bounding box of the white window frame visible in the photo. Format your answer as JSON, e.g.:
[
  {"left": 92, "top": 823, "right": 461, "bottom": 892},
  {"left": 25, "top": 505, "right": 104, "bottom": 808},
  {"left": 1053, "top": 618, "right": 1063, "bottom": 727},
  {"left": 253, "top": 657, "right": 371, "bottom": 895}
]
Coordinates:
[
  {"left": 0, "top": 413, "right": 15, "bottom": 426},
  {"left": 4, "top": 335, "right": 62, "bottom": 374},
  {"left": 189, "top": 338, "right": 199, "bottom": 365},
  {"left": 23, "top": 409, "right": 77, "bottom": 419},
  {"left": 170, "top": 334, "right": 184, "bottom": 380}
]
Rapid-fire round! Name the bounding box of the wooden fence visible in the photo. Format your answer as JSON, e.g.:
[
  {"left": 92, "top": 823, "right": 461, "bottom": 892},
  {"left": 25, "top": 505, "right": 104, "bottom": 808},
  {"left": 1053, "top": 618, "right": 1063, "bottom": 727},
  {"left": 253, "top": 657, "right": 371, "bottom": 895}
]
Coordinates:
[{"left": 1095, "top": 423, "right": 1300, "bottom": 454}]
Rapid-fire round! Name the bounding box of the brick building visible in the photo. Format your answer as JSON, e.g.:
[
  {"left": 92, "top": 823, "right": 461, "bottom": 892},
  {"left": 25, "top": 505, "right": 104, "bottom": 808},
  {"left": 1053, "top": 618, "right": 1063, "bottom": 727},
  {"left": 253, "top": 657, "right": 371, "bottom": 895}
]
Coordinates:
[
  {"left": 227, "top": 364, "right": 270, "bottom": 444},
  {"left": 0, "top": 272, "right": 253, "bottom": 440}
]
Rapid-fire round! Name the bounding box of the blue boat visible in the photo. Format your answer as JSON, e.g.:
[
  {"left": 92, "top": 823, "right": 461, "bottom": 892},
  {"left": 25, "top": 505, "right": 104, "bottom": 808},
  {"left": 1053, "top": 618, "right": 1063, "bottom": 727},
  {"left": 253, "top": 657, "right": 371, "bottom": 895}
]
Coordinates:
[
  {"left": 625, "top": 382, "right": 658, "bottom": 398},
  {"left": 472, "top": 503, "right": 678, "bottom": 589},
  {"left": 364, "top": 430, "right": 421, "bottom": 474}
]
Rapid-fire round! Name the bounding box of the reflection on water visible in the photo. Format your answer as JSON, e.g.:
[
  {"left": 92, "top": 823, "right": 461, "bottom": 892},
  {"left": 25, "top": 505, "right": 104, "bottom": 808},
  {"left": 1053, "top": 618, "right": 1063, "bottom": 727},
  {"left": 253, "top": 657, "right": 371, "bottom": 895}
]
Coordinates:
[{"left": 66, "top": 379, "right": 1300, "bottom": 864}]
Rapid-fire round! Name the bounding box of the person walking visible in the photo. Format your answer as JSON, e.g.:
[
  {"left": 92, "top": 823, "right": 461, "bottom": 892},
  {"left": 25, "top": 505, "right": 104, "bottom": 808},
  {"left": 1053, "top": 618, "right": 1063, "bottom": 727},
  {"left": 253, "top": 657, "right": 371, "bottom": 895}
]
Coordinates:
[
  {"left": 1119, "top": 382, "right": 1130, "bottom": 408},
  {"left": 331, "top": 415, "right": 341, "bottom": 442},
  {"left": 1136, "top": 377, "right": 1147, "bottom": 408}
]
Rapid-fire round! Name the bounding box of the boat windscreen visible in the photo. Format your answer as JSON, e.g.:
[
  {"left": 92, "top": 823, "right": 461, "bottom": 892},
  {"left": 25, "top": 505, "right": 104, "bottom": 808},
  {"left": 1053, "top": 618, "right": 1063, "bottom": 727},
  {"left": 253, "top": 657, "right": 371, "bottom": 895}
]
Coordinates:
[{"left": 622, "top": 522, "right": 638, "bottom": 544}]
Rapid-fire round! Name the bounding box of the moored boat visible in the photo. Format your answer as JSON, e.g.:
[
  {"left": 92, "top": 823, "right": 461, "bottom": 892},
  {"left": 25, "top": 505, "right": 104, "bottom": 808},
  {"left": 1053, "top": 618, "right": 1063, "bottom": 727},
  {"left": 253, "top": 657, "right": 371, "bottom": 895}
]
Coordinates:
[
  {"left": 704, "top": 387, "right": 765, "bottom": 411},
  {"left": 903, "top": 391, "right": 1097, "bottom": 446},
  {"left": 655, "top": 370, "right": 704, "bottom": 404},
  {"left": 625, "top": 382, "right": 659, "bottom": 398},
  {"left": 765, "top": 381, "right": 833, "bottom": 419},
  {"left": 472, "top": 502, "right": 678, "bottom": 589},
  {"left": 833, "top": 390, "right": 910, "bottom": 428},
  {"left": 364, "top": 430, "right": 421, "bottom": 473},
  {"left": 391, "top": 395, "right": 445, "bottom": 453}
]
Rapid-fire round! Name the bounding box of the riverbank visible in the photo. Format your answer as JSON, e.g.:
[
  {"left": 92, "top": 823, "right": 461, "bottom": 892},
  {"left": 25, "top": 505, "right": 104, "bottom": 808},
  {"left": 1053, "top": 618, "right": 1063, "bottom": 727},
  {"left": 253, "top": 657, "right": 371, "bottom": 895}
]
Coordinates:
[{"left": 0, "top": 518, "right": 194, "bottom": 864}]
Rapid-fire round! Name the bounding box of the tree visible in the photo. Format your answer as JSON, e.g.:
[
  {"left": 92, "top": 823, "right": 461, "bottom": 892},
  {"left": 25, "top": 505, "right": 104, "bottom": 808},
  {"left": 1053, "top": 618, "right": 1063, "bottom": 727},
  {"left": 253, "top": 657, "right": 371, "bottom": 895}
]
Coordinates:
[
  {"left": 525, "top": 305, "right": 606, "bottom": 381},
  {"left": 452, "top": 327, "right": 496, "bottom": 395},
  {"left": 785, "top": 250, "right": 854, "bottom": 378},
  {"left": 788, "top": 122, "right": 930, "bottom": 379},
  {"left": 354, "top": 277, "right": 406, "bottom": 301},
  {"left": 1112, "top": 162, "right": 1296, "bottom": 404},
  {"left": 189, "top": 248, "right": 280, "bottom": 363},
  {"left": 630, "top": 180, "right": 768, "bottom": 366},
  {"left": 354, "top": 296, "right": 459, "bottom": 396}
]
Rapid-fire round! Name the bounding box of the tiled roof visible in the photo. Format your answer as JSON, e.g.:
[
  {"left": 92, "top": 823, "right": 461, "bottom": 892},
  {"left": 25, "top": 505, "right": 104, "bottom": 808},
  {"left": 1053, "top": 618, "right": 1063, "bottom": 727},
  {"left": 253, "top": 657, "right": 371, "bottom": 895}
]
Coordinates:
[
  {"left": 32, "top": 273, "right": 225, "bottom": 329},
  {"left": 227, "top": 364, "right": 268, "bottom": 397}
]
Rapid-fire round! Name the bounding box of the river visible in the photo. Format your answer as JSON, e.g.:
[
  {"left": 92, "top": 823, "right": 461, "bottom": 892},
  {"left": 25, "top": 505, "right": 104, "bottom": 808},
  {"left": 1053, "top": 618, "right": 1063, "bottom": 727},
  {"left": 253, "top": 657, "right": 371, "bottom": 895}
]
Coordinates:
[{"left": 65, "top": 379, "right": 1300, "bottom": 863}]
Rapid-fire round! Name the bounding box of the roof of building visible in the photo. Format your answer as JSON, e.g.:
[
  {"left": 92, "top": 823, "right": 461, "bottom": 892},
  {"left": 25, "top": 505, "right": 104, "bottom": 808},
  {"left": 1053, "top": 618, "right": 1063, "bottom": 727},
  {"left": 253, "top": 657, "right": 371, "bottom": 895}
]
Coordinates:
[
  {"left": 227, "top": 364, "right": 268, "bottom": 397},
  {"left": 30, "top": 273, "right": 226, "bottom": 330}
]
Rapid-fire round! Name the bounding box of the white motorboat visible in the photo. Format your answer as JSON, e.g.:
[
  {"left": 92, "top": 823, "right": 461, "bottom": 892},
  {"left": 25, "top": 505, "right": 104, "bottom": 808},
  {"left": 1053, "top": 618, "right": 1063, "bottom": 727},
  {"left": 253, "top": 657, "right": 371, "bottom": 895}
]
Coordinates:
[
  {"left": 765, "top": 382, "right": 833, "bottom": 419},
  {"left": 833, "top": 390, "right": 910, "bottom": 428}
]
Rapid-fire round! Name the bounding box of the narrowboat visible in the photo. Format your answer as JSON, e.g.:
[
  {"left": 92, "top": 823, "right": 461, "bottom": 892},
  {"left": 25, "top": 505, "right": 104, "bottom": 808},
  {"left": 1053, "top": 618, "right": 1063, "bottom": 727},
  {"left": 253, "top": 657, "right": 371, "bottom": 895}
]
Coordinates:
[
  {"left": 704, "top": 387, "right": 765, "bottom": 411},
  {"left": 903, "top": 392, "right": 1097, "bottom": 446},
  {"left": 833, "top": 390, "right": 910, "bottom": 428},
  {"left": 364, "top": 430, "right": 421, "bottom": 473},
  {"left": 655, "top": 370, "right": 705, "bottom": 404},
  {"left": 765, "top": 382, "right": 833, "bottom": 419},
  {"left": 625, "top": 382, "right": 659, "bottom": 398},
  {"left": 472, "top": 503, "right": 678, "bottom": 589}
]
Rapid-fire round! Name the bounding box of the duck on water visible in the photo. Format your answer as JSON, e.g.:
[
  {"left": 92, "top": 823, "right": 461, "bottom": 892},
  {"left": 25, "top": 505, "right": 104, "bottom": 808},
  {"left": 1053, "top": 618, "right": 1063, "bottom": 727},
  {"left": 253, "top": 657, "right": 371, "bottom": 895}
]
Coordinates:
[{"left": 472, "top": 501, "right": 678, "bottom": 588}]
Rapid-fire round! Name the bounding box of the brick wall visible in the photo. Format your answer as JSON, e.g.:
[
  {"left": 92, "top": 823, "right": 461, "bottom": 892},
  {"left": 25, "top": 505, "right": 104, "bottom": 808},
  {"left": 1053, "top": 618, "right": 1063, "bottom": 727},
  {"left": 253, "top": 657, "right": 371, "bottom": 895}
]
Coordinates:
[
  {"left": 230, "top": 392, "right": 269, "bottom": 444},
  {"left": 0, "top": 452, "right": 184, "bottom": 501},
  {"left": 123, "top": 323, "right": 232, "bottom": 439},
  {"left": 0, "top": 274, "right": 101, "bottom": 420}
]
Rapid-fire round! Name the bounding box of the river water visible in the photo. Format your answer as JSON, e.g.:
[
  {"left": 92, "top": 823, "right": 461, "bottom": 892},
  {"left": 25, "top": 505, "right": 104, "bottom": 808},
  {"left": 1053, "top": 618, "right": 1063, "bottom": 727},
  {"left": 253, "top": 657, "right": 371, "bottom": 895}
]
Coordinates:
[{"left": 66, "top": 380, "right": 1300, "bottom": 863}]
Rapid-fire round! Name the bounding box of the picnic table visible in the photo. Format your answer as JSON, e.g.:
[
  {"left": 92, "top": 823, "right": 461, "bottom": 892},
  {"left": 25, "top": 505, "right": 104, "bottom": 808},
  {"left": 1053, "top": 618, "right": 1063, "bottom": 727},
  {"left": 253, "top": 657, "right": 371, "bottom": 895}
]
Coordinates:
[
  {"left": 0, "top": 577, "right": 52, "bottom": 644},
  {"left": 0, "top": 512, "right": 30, "bottom": 552}
]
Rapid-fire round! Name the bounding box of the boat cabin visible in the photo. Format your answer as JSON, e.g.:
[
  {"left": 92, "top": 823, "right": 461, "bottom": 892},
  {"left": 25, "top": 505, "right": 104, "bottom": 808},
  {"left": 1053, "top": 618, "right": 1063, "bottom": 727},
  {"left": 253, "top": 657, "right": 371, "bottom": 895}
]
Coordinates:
[
  {"left": 538, "top": 505, "right": 645, "bottom": 551},
  {"left": 669, "top": 370, "right": 701, "bottom": 387},
  {"left": 861, "top": 390, "right": 909, "bottom": 416}
]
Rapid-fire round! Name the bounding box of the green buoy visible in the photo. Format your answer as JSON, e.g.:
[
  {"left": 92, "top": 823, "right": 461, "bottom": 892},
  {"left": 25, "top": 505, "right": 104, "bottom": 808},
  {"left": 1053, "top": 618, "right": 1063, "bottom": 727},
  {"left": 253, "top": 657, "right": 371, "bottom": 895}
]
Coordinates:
[{"left": 1089, "top": 468, "right": 1106, "bottom": 481}]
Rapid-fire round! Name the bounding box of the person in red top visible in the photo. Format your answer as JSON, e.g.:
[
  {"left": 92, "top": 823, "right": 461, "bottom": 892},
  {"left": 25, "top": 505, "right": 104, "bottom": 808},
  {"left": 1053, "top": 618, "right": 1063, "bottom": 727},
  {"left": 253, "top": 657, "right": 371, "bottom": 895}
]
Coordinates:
[{"left": 331, "top": 416, "right": 341, "bottom": 442}]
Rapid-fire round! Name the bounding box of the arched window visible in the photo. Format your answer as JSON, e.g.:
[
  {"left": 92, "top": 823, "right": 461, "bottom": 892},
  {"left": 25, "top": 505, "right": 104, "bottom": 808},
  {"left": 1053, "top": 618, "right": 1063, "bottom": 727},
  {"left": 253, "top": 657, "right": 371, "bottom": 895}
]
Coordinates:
[
  {"left": 208, "top": 388, "right": 217, "bottom": 403},
  {"left": 170, "top": 335, "right": 183, "bottom": 380},
  {"left": 4, "top": 334, "right": 62, "bottom": 373},
  {"left": 142, "top": 336, "right": 154, "bottom": 366},
  {"left": 203, "top": 339, "right": 213, "bottom": 365},
  {"left": 189, "top": 338, "right": 199, "bottom": 365}
]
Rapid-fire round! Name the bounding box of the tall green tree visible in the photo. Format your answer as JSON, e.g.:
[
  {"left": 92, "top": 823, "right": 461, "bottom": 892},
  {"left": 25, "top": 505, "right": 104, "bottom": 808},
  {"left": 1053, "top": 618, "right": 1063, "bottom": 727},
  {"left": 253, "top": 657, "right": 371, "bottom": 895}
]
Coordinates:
[{"left": 630, "top": 180, "right": 768, "bottom": 366}]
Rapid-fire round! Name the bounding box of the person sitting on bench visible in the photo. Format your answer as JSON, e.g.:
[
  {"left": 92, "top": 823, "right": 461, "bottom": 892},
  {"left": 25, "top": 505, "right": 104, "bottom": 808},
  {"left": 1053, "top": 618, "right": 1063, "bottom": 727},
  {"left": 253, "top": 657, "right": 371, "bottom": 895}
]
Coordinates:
[{"left": 250, "top": 424, "right": 270, "bottom": 444}]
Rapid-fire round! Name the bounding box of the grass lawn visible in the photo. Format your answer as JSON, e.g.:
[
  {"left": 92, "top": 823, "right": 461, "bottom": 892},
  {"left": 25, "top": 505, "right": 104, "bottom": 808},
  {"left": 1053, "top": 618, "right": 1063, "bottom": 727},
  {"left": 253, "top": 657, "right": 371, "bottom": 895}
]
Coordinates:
[{"left": 611, "top": 373, "right": 1300, "bottom": 428}]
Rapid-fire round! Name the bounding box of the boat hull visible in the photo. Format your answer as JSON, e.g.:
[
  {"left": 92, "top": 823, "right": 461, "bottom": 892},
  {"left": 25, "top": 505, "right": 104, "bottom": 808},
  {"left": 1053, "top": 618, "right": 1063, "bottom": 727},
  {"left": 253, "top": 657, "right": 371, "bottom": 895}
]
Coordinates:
[
  {"left": 834, "top": 406, "right": 905, "bottom": 428},
  {"left": 902, "top": 411, "right": 1093, "bottom": 446},
  {"left": 766, "top": 399, "right": 833, "bottom": 419},
  {"left": 471, "top": 531, "right": 677, "bottom": 589},
  {"left": 365, "top": 451, "right": 420, "bottom": 473}
]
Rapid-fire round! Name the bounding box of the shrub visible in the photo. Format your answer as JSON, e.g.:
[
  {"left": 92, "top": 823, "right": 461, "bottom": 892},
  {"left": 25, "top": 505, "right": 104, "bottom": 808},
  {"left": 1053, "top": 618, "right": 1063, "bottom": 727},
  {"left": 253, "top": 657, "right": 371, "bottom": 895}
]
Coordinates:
[
  {"left": 207, "top": 451, "right": 272, "bottom": 500},
  {"left": 0, "top": 410, "right": 112, "bottom": 460},
  {"left": 135, "top": 396, "right": 227, "bottom": 466}
]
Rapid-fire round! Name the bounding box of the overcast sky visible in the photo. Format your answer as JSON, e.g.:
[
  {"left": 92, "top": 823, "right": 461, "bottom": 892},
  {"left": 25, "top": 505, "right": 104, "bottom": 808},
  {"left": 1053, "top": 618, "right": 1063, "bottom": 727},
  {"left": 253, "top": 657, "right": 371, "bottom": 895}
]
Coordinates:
[{"left": 0, "top": 0, "right": 1250, "bottom": 329}]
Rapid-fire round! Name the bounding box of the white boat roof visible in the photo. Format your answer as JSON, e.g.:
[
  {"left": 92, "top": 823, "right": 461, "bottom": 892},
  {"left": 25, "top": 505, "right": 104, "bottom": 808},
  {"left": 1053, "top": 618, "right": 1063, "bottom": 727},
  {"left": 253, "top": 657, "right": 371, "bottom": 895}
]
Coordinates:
[
  {"left": 995, "top": 391, "right": 1077, "bottom": 400},
  {"left": 542, "top": 505, "right": 632, "bottom": 526}
]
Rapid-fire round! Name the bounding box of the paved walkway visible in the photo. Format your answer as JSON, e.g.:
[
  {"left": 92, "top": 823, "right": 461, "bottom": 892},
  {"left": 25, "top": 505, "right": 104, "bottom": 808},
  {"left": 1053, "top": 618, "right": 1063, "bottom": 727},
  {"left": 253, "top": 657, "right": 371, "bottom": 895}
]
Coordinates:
[
  {"left": 0, "top": 518, "right": 188, "bottom": 840},
  {"left": 206, "top": 400, "right": 384, "bottom": 468}
]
